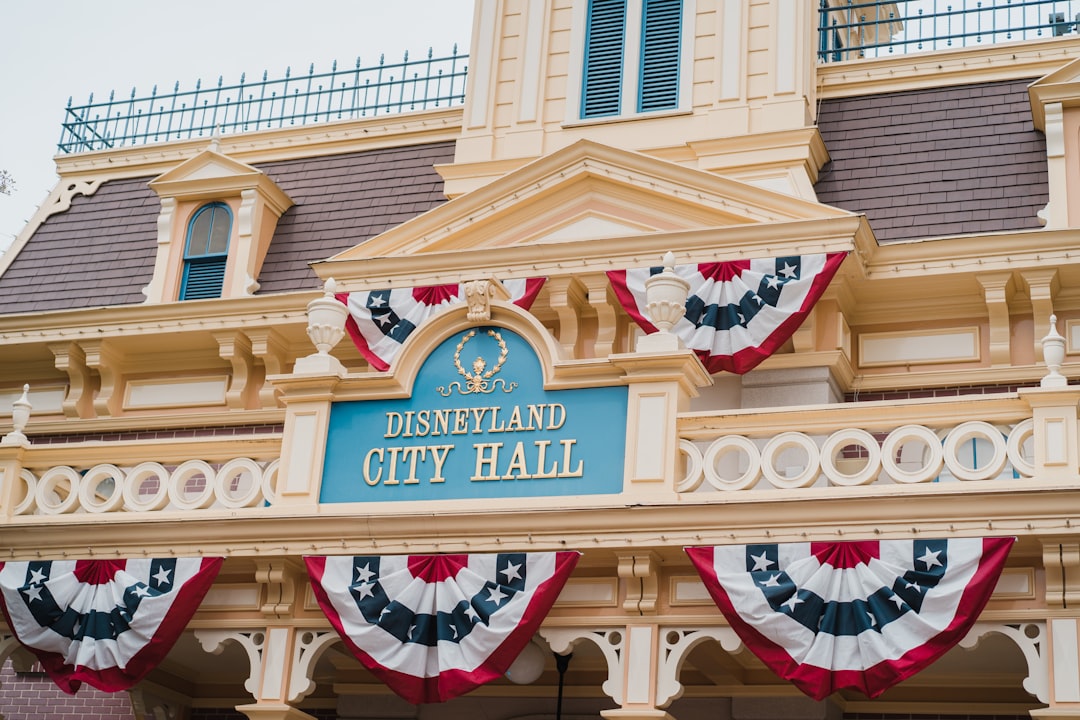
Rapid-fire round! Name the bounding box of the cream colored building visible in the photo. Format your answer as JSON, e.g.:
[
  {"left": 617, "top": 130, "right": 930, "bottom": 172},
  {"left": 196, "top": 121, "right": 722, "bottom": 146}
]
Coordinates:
[{"left": 3, "top": 1, "right": 1080, "bottom": 719}]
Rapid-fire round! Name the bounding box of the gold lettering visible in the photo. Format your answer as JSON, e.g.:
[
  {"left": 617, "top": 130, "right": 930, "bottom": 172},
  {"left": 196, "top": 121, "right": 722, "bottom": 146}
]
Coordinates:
[
  {"left": 487, "top": 406, "right": 505, "bottom": 432},
  {"left": 400, "top": 446, "right": 427, "bottom": 484},
  {"left": 432, "top": 409, "right": 450, "bottom": 436},
  {"left": 532, "top": 440, "right": 559, "bottom": 478},
  {"left": 385, "top": 412, "right": 403, "bottom": 439},
  {"left": 505, "top": 405, "right": 524, "bottom": 432},
  {"left": 363, "top": 448, "right": 384, "bottom": 486},
  {"left": 470, "top": 406, "right": 490, "bottom": 433},
  {"left": 527, "top": 404, "right": 545, "bottom": 431},
  {"left": 471, "top": 443, "right": 503, "bottom": 481},
  {"left": 429, "top": 445, "right": 453, "bottom": 483},
  {"left": 501, "top": 441, "right": 533, "bottom": 479},
  {"left": 415, "top": 410, "right": 430, "bottom": 437},
  {"left": 401, "top": 410, "right": 415, "bottom": 438},
  {"left": 452, "top": 409, "right": 470, "bottom": 435},
  {"left": 559, "top": 438, "right": 583, "bottom": 477},
  {"left": 384, "top": 447, "right": 402, "bottom": 485},
  {"left": 548, "top": 404, "right": 567, "bottom": 430}
]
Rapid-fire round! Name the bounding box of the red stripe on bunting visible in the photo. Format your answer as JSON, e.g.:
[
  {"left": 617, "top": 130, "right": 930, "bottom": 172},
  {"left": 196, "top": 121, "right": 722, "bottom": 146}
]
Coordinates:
[
  {"left": 0, "top": 557, "right": 222, "bottom": 695},
  {"left": 608, "top": 252, "right": 847, "bottom": 375},
  {"left": 306, "top": 552, "right": 579, "bottom": 704},
  {"left": 686, "top": 538, "right": 1012, "bottom": 700}
]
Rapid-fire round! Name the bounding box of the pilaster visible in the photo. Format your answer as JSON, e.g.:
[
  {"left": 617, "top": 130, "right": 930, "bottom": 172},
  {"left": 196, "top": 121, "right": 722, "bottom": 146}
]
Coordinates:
[
  {"left": 0, "top": 446, "right": 28, "bottom": 519},
  {"left": 609, "top": 351, "right": 712, "bottom": 501},
  {"left": 1018, "top": 387, "right": 1080, "bottom": 481},
  {"left": 268, "top": 373, "right": 343, "bottom": 509}
]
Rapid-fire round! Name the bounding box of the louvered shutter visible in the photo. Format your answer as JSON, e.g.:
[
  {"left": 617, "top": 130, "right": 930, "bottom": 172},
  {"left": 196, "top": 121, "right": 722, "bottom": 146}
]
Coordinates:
[
  {"left": 582, "top": 0, "right": 627, "bottom": 118},
  {"left": 638, "top": 0, "right": 681, "bottom": 112},
  {"left": 180, "top": 256, "right": 227, "bottom": 300}
]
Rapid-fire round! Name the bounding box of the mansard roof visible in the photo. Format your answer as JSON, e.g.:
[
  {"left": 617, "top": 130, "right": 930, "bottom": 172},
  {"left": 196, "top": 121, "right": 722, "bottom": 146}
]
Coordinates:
[
  {"left": 0, "top": 141, "right": 456, "bottom": 315},
  {"left": 815, "top": 77, "right": 1048, "bottom": 242}
]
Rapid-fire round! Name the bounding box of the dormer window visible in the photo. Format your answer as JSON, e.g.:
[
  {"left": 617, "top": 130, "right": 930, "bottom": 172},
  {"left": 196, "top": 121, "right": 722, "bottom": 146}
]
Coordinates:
[
  {"left": 580, "top": 0, "right": 684, "bottom": 119},
  {"left": 180, "top": 203, "right": 232, "bottom": 300}
]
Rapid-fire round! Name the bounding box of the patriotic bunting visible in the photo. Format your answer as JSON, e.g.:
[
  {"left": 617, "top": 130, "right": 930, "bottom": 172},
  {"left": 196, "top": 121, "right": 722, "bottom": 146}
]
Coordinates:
[
  {"left": 607, "top": 252, "right": 846, "bottom": 374},
  {"left": 686, "top": 538, "right": 1013, "bottom": 700},
  {"left": 0, "top": 557, "right": 223, "bottom": 694},
  {"left": 305, "top": 551, "right": 579, "bottom": 704},
  {"left": 337, "top": 279, "right": 546, "bottom": 371}
]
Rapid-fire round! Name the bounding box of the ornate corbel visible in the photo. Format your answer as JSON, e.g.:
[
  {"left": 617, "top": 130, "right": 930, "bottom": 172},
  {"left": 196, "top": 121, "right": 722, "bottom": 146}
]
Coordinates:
[
  {"left": 215, "top": 331, "right": 256, "bottom": 410},
  {"left": 255, "top": 558, "right": 305, "bottom": 618},
  {"left": 80, "top": 340, "right": 123, "bottom": 417},
  {"left": 247, "top": 329, "right": 290, "bottom": 408},
  {"left": 48, "top": 341, "right": 95, "bottom": 419},
  {"left": 1044, "top": 541, "right": 1080, "bottom": 609},
  {"left": 617, "top": 551, "right": 661, "bottom": 615}
]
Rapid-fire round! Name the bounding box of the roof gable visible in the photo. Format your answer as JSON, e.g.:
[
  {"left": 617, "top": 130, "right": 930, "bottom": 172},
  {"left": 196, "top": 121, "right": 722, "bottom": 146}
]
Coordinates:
[{"left": 325, "top": 139, "right": 855, "bottom": 266}]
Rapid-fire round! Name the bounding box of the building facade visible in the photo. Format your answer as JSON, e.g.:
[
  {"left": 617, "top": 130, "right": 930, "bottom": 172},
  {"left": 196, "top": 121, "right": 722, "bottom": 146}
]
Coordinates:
[{"left": 3, "top": 1, "right": 1080, "bottom": 719}]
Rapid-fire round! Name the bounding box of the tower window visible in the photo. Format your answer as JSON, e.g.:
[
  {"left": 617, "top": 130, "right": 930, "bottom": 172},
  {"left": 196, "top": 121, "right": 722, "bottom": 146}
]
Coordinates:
[{"left": 581, "top": 0, "right": 683, "bottom": 119}]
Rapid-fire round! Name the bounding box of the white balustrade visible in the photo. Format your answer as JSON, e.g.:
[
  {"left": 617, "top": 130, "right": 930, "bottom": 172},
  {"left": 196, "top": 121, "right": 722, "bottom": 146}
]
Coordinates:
[
  {"left": 13, "top": 457, "right": 279, "bottom": 515},
  {"left": 678, "top": 419, "right": 1034, "bottom": 493}
]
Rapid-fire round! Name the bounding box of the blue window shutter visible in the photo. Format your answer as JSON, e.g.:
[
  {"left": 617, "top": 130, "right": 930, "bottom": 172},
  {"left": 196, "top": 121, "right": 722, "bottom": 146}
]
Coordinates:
[
  {"left": 638, "top": 0, "right": 681, "bottom": 112},
  {"left": 582, "top": 0, "right": 627, "bottom": 118},
  {"left": 180, "top": 257, "right": 228, "bottom": 300},
  {"left": 180, "top": 202, "right": 232, "bottom": 300}
]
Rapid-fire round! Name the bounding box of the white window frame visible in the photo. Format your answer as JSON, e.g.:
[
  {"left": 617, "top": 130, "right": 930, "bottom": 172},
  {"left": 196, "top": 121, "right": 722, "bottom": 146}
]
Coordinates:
[{"left": 565, "top": 0, "right": 695, "bottom": 124}]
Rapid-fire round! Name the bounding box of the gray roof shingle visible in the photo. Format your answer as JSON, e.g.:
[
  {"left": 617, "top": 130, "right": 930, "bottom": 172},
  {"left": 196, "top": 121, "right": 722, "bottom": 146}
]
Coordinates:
[
  {"left": 0, "top": 141, "right": 456, "bottom": 315},
  {"left": 814, "top": 78, "right": 1048, "bottom": 242}
]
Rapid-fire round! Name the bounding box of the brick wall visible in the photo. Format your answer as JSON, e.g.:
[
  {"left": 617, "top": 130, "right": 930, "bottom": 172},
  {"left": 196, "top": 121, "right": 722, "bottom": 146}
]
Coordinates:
[{"left": 0, "top": 661, "right": 135, "bottom": 720}]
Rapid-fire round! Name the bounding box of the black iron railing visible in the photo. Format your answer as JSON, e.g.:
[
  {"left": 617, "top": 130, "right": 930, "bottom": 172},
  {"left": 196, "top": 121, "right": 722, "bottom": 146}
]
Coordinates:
[
  {"left": 58, "top": 47, "right": 468, "bottom": 154},
  {"left": 819, "top": 0, "right": 1080, "bottom": 61}
]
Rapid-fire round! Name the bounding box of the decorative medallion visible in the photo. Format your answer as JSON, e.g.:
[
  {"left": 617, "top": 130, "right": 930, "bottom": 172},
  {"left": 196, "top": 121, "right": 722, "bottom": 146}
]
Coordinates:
[{"left": 437, "top": 329, "right": 517, "bottom": 396}]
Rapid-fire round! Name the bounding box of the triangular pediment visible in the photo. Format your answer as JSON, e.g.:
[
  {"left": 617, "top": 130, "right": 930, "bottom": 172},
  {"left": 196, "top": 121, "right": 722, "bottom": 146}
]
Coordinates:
[
  {"left": 149, "top": 144, "right": 291, "bottom": 211},
  {"left": 316, "top": 139, "right": 868, "bottom": 286}
]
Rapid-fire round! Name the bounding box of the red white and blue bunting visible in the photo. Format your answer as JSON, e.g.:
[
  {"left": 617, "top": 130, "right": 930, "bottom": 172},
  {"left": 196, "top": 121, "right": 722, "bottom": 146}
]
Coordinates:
[
  {"left": 0, "top": 557, "right": 223, "bottom": 694},
  {"left": 337, "top": 279, "right": 546, "bottom": 371},
  {"left": 686, "top": 538, "right": 1013, "bottom": 700},
  {"left": 305, "top": 551, "right": 579, "bottom": 704},
  {"left": 607, "top": 252, "right": 846, "bottom": 374}
]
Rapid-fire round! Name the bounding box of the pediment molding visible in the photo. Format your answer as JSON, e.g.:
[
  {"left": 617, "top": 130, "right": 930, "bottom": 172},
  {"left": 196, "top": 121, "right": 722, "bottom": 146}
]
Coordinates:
[
  {"left": 320, "top": 139, "right": 860, "bottom": 283},
  {"left": 149, "top": 144, "right": 292, "bottom": 212}
]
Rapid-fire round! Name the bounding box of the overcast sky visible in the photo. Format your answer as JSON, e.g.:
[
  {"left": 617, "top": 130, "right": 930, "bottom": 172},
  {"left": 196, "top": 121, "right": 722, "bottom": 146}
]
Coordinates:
[{"left": 0, "top": 1, "right": 475, "bottom": 254}]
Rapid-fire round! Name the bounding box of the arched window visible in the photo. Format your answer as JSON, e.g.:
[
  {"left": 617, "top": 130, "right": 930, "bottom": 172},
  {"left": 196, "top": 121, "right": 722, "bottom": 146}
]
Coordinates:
[{"left": 180, "top": 203, "right": 232, "bottom": 300}]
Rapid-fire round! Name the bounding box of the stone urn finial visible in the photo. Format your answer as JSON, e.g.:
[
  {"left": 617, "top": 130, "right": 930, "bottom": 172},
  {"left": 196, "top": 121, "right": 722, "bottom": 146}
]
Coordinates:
[
  {"left": 637, "top": 251, "right": 690, "bottom": 352},
  {"left": 1041, "top": 314, "right": 1068, "bottom": 388},
  {"left": 294, "top": 278, "right": 348, "bottom": 375},
  {"left": 1, "top": 384, "right": 32, "bottom": 448}
]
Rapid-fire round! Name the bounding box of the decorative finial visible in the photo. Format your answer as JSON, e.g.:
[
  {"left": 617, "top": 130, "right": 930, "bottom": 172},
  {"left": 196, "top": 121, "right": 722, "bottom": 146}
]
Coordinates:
[
  {"left": 293, "top": 281, "right": 349, "bottom": 375},
  {"left": 1041, "top": 314, "right": 1068, "bottom": 388},
  {"left": 637, "top": 252, "right": 690, "bottom": 352},
  {"left": 2, "top": 384, "right": 32, "bottom": 447}
]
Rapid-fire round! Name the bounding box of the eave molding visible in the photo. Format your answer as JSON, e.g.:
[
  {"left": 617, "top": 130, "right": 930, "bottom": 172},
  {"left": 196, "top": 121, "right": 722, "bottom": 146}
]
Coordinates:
[
  {"left": 860, "top": 228, "right": 1080, "bottom": 279},
  {"left": 0, "top": 487, "right": 1076, "bottom": 559},
  {"left": 51, "top": 107, "right": 464, "bottom": 183},
  {"left": 817, "top": 35, "right": 1080, "bottom": 99},
  {"left": 0, "top": 292, "right": 316, "bottom": 342}
]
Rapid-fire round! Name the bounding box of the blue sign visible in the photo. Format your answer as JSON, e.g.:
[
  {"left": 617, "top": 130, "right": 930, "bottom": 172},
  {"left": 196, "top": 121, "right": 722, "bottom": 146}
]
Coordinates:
[{"left": 321, "top": 327, "right": 629, "bottom": 502}]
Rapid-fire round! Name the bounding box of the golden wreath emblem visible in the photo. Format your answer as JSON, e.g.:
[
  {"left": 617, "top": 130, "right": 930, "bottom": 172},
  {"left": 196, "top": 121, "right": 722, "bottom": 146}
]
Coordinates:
[{"left": 436, "top": 329, "right": 518, "bottom": 396}]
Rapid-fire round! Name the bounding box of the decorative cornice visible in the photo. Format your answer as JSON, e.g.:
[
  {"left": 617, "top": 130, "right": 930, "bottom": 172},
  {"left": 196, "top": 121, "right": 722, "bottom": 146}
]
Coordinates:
[
  {"left": 52, "top": 107, "right": 464, "bottom": 182},
  {"left": 816, "top": 36, "right": 1080, "bottom": 99}
]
